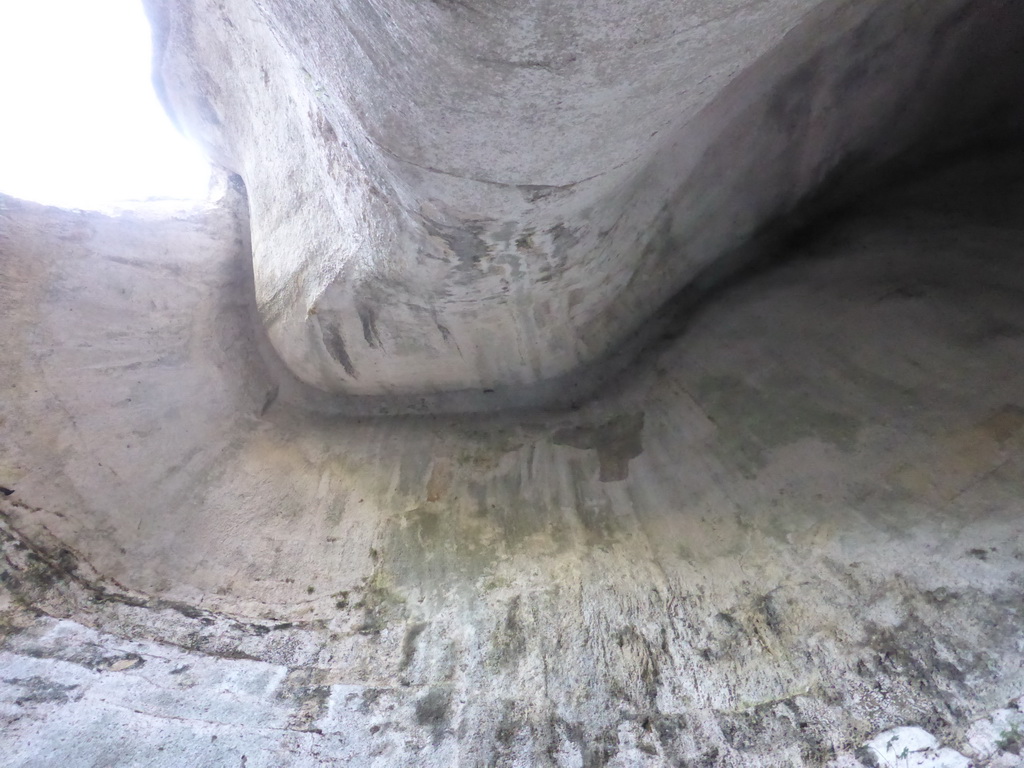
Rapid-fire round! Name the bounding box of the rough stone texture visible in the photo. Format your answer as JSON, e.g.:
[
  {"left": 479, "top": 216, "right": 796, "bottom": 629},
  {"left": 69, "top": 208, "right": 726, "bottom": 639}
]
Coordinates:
[
  {"left": 3, "top": 148, "right": 1024, "bottom": 764},
  {"left": 5, "top": 1, "right": 1024, "bottom": 764},
  {"left": 146, "top": 0, "right": 1024, "bottom": 407}
]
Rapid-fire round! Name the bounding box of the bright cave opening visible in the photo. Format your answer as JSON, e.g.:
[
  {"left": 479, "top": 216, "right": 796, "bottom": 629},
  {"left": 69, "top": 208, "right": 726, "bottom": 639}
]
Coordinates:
[{"left": 0, "top": 0, "right": 210, "bottom": 209}]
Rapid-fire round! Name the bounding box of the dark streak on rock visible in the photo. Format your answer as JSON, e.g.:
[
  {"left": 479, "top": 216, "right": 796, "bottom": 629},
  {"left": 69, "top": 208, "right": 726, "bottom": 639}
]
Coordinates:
[
  {"left": 492, "top": 595, "right": 526, "bottom": 668},
  {"left": 419, "top": 213, "right": 493, "bottom": 279},
  {"left": 436, "top": 320, "right": 453, "bottom": 344},
  {"left": 4, "top": 676, "right": 81, "bottom": 706},
  {"left": 553, "top": 413, "right": 645, "bottom": 481},
  {"left": 259, "top": 386, "right": 279, "bottom": 417},
  {"left": 400, "top": 621, "right": 428, "bottom": 670},
  {"left": 0, "top": 513, "right": 275, "bottom": 664},
  {"left": 323, "top": 323, "right": 358, "bottom": 378},
  {"left": 415, "top": 687, "right": 451, "bottom": 745},
  {"left": 358, "top": 304, "right": 383, "bottom": 349}
]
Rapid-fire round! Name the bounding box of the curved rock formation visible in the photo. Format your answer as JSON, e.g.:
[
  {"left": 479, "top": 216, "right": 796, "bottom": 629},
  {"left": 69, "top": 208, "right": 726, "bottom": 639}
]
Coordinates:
[
  {"left": 148, "top": 0, "right": 1024, "bottom": 410},
  {"left": 5, "top": 149, "right": 1024, "bottom": 764},
  {"left": 3, "top": 2, "right": 1024, "bottom": 765}
]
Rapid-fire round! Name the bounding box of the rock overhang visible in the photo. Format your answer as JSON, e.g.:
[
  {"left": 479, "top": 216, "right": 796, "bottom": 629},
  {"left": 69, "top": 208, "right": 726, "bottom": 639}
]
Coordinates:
[{"left": 146, "top": 0, "right": 1024, "bottom": 415}]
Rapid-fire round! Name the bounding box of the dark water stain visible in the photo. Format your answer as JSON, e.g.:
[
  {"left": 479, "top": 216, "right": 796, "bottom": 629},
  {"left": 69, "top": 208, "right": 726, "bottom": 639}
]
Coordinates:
[
  {"left": 4, "top": 676, "right": 81, "bottom": 706},
  {"left": 490, "top": 595, "right": 527, "bottom": 669},
  {"left": 352, "top": 577, "right": 407, "bottom": 635},
  {"left": 583, "top": 730, "right": 621, "bottom": 768},
  {"left": 357, "top": 304, "right": 383, "bottom": 349},
  {"left": 400, "top": 621, "right": 428, "bottom": 671},
  {"left": 359, "top": 687, "right": 385, "bottom": 714},
  {"left": 435, "top": 318, "right": 455, "bottom": 344},
  {"left": 419, "top": 214, "right": 494, "bottom": 280},
  {"left": 321, "top": 322, "right": 358, "bottom": 378},
  {"left": 553, "top": 413, "right": 645, "bottom": 481},
  {"left": 415, "top": 687, "right": 452, "bottom": 745}
]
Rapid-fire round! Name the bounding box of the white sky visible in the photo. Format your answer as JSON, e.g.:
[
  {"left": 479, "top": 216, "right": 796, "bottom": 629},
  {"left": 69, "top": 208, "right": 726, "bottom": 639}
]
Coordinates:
[{"left": 0, "top": 0, "right": 212, "bottom": 208}]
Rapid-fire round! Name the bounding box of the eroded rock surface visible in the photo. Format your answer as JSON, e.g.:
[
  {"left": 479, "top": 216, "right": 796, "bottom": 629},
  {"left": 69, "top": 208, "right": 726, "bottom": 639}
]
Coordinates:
[
  {"left": 3, "top": 150, "right": 1024, "bottom": 765},
  {"left": 4, "top": 2, "right": 1024, "bottom": 764},
  {"left": 146, "top": 0, "right": 1024, "bottom": 408}
]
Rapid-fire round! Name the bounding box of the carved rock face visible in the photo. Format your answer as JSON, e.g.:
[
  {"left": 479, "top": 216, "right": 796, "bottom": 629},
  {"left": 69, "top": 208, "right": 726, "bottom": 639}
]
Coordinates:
[
  {"left": 5, "top": 149, "right": 1024, "bottom": 765},
  {"left": 7, "top": 3, "right": 1024, "bottom": 765},
  {"left": 146, "top": 0, "right": 1024, "bottom": 411}
]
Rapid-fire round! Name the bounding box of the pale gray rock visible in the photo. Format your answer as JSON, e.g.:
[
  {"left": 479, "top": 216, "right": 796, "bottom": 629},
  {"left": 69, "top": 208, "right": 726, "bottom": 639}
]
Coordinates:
[
  {"left": 145, "top": 0, "right": 1024, "bottom": 408},
  {"left": 3, "top": 149, "right": 1024, "bottom": 765},
  {"left": 4, "top": 2, "right": 1024, "bottom": 765}
]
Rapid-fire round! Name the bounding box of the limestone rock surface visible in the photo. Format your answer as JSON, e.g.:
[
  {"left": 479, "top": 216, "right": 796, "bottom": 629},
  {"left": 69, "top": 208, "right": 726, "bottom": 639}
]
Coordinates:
[
  {"left": 147, "top": 0, "right": 1024, "bottom": 409},
  {"left": 3, "top": 150, "right": 1024, "bottom": 765},
  {"left": 4, "top": 2, "right": 1024, "bottom": 765}
]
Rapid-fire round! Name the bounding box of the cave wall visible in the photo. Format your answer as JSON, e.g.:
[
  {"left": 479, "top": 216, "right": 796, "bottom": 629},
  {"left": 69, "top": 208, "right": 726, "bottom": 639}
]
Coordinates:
[
  {"left": 3, "top": 1, "right": 1024, "bottom": 765},
  {"left": 4, "top": 152, "right": 1024, "bottom": 765},
  {"left": 147, "top": 0, "right": 1024, "bottom": 408}
]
